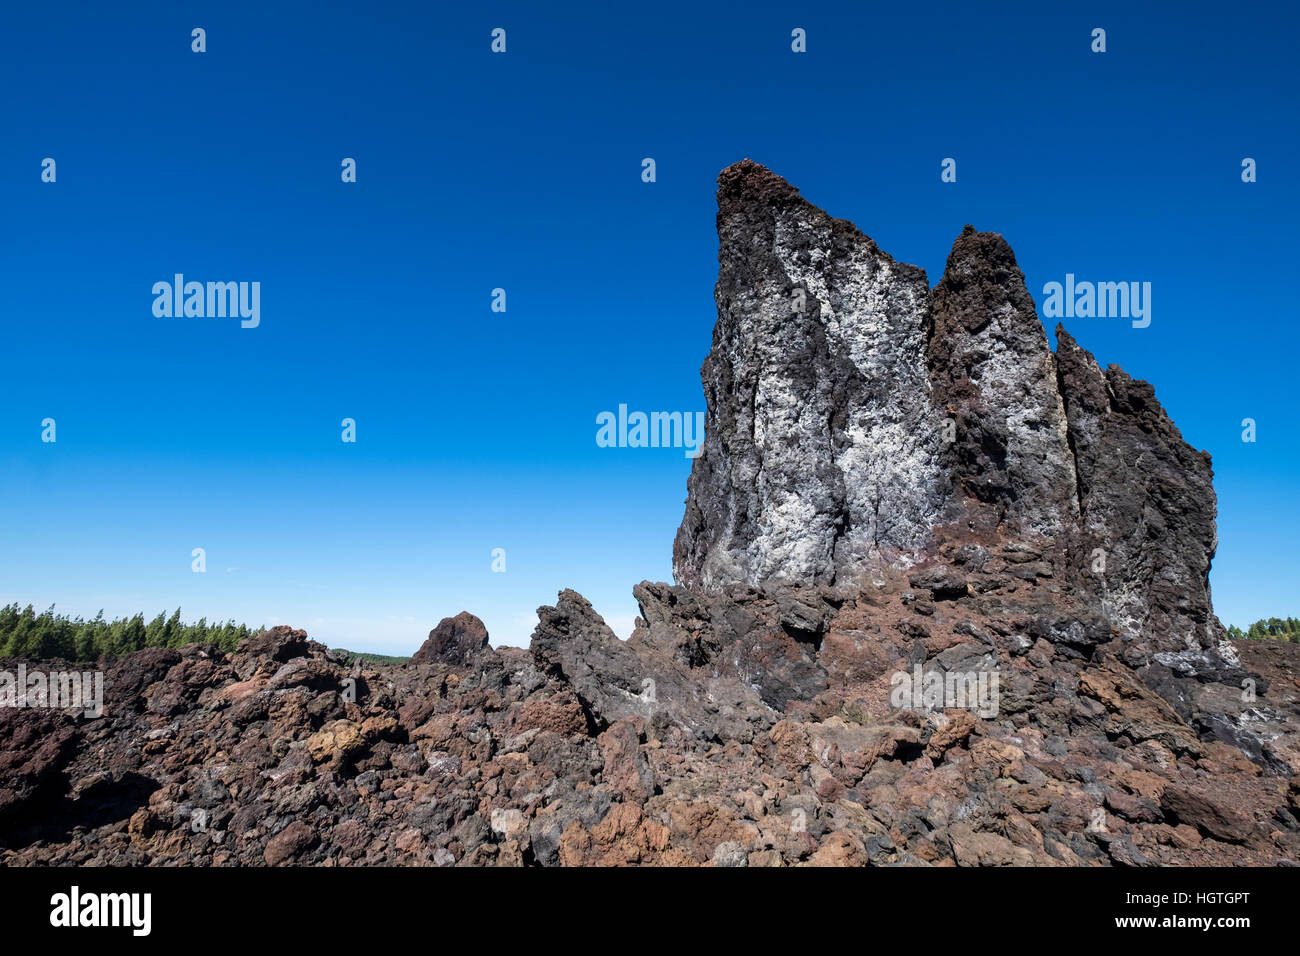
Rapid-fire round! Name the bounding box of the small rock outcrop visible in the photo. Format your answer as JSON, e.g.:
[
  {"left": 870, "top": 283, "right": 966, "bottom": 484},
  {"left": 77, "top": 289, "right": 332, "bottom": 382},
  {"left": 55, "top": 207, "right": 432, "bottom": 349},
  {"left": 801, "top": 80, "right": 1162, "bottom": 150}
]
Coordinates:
[{"left": 411, "top": 612, "right": 490, "bottom": 667}]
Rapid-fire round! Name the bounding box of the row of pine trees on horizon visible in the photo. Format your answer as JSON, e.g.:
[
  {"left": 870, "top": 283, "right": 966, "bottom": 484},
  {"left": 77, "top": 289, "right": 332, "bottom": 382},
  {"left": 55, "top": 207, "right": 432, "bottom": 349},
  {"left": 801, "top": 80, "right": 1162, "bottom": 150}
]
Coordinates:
[
  {"left": 1225, "top": 617, "right": 1300, "bottom": 643},
  {"left": 2, "top": 601, "right": 1298, "bottom": 664},
  {"left": 0, "top": 603, "right": 259, "bottom": 661}
]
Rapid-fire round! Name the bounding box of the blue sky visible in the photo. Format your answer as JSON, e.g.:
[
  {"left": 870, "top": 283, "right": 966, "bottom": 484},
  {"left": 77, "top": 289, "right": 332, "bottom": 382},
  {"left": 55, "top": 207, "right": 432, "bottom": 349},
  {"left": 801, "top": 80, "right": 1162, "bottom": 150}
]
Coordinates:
[{"left": 1, "top": 1, "right": 1296, "bottom": 651}]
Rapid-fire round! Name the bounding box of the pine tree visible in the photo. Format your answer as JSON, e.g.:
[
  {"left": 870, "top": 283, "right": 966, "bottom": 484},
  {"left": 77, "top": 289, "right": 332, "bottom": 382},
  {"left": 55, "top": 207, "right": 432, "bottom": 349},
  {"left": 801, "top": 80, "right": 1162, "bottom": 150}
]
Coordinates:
[
  {"left": 7, "top": 605, "right": 39, "bottom": 657},
  {"left": 144, "top": 611, "right": 167, "bottom": 647},
  {"left": 0, "top": 602, "right": 20, "bottom": 639},
  {"left": 163, "top": 608, "right": 182, "bottom": 647},
  {"left": 74, "top": 613, "right": 102, "bottom": 661}
]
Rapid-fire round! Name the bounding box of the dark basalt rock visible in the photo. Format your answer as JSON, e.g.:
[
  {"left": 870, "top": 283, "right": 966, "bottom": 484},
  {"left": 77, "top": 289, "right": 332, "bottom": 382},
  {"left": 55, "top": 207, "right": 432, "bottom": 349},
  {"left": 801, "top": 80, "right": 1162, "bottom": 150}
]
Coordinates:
[
  {"left": 411, "top": 612, "right": 490, "bottom": 667},
  {"left": 235, "top": 625, "right": 311, "bottom": 663},
  {"left": 1054, "top": 327, "right": 1222, "bottom": 659},
  {"left": 929, "top": 225, "right": 1079, "bottom": 542}
]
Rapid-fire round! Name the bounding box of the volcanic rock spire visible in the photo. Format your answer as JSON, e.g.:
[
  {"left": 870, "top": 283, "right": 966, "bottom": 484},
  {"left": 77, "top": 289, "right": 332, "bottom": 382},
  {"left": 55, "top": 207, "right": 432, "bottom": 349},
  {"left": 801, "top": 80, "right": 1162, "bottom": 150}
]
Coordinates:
[
  {"left": 676, "top": 159, "right": 1225, "bottom": 668},
  {"left": 673, "top": 159, "right": 949, "bottom": 590},
  {"left": 928, "top": 224, "right": 1079, "bottom": 540},
  {"left": 1055, "top": 327, "right": 1223, "bottom": 661}
]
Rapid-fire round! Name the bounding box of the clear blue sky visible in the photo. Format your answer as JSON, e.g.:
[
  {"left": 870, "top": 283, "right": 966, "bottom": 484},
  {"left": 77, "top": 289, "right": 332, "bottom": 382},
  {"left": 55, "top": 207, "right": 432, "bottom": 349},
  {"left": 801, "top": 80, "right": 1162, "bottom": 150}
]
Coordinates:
[{"left": 1, "top": 1, "right": 1296, "bottom": 651}]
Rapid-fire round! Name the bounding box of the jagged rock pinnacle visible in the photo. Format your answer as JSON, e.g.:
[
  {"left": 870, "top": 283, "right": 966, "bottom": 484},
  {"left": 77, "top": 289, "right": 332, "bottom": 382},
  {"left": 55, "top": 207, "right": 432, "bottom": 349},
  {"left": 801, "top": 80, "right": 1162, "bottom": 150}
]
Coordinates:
[
  {"left": 716, "top": 158, "right": 802, "bottom": 211},
  {"left": 929, "top": 224, "right": 1079, "bottom": 539},
  {"left": 677, "top": 161, "right": 1225, "bottom": 671},
  {"left": 675, "top": 160, "right": 947, "bottom": 590}
]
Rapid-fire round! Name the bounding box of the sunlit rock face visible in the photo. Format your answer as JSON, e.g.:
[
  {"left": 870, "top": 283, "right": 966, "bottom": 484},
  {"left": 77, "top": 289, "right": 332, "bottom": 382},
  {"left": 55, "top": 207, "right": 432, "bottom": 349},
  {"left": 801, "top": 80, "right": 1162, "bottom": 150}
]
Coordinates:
[
  {"left": 674, "top": 159, "right": 949, "bottom": 591},
  {"left": 675, "top": 159, "right": 1225, "bottom": 668}
]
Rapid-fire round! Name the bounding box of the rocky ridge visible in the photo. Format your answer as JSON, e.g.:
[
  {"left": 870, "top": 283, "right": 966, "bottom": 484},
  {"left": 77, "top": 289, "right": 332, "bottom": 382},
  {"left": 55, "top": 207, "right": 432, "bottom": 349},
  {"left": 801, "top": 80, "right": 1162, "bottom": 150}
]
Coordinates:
[
  {"left": 2, "top": 597, "right": 1297, "bottom": 866},
  {"left": 2, "top": 161, "right": 1296, "bottom": 866}
]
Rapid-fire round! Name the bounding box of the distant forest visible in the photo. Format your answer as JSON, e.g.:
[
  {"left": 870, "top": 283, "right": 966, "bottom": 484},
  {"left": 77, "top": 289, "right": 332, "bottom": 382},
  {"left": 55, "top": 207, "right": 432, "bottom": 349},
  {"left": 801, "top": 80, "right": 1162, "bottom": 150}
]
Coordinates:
[
  {"left": 2, "top": 601, "right": 1294, "bottom": 665},
  {"left": 0, "top": 603, "right": 257, "bottom": 660},
  {"left": 1226, "top": 617, "right": 1300, "bottom": 642}
]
